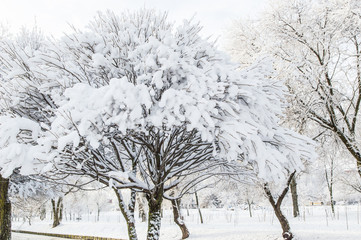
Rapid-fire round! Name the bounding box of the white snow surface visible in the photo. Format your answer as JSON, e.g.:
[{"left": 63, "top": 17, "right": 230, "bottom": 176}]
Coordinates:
[
  {"left": 12, "top": 206, "right": 361, "bottom": 240},
  {"left": 12, "top": 233, "right": 65, "bottom": 240}
]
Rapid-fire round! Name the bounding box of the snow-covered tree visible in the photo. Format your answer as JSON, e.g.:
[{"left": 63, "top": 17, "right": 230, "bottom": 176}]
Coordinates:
[
  {"left": 0, "top": 26, "right": 49, "bottom": 240},
  {"left": 0, "top": 10, "right": 315, "bottom": 240},
  {"left": 229, "top": 0, "right": 361, "bottom": 179},
  {"left": 44, "top": 11, "right": 314, "bottom": 240}
]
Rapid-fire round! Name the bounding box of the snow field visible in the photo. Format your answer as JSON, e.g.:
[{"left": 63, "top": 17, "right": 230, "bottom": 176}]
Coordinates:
[
  {"left": 12, "top": 205, "right": 361, "bottom": 240},
  {"left": 12, "top": 233, "right": 65, "bottom": 240}
]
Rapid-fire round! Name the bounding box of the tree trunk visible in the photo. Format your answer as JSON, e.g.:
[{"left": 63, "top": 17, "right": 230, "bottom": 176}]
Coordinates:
[
  {"left": 171, "top": 198, "right": 190, "bottom": 239},
  {"left": 329, "top": 189, "right": 335, "bottom": 215},
  {"left": 0, "top": 175, "right": 11, "bottom": 240},
  {"left": 264, "top": 171, "right": 296, "bottom": 240},
  {"left": 97, "top": 207, "right": 100, "bottom": 222},
  {"left": 246, "top": 199, "right": 252, "bottom": 218},
  {"left": 51, "top": 197, "right": 63, "bottom": 228},
  {"left": 194, "top": 191, "right": 203, "bottom": 224},
  {"left": 59, "top": 201, "right": 63, "bottom": 222},
  {"left": 137, "top": 193, "right": 147, "bottom": 222},
  {"left": 40, "top": 207, "right": 46, "bottom": 221},
  {"left": 114, "top": 189, "right": 138, "bottom": 240},
  {"left": 290, "top": 176, "right": 299, "bottom": 217},
  {"left": 325, "top": 158, "right": 335, "bottom": 215},
  {"left": 146, "top": 190, "right": 163, "bottom": 240}
]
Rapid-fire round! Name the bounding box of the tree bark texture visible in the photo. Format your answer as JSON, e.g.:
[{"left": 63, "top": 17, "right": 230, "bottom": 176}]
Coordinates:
[
  {"left": 146, "top": 190, "right": 163, "bottom": 240},
  {"left": 290, "top": 176, "right": 299, "bottom": 217},
  {"left": 51, "top": 197, "right": 63, "bottom": 228},
  {"left": 171, "top": 198, "right": 190, "bottom": 239},
  {"left": 264, "top": 171, "right": 296, "bottom": 240},
  {"left": 114, "top": 189, "right": 138, "bottom": 240},
  {"left": 0, "top": 175, "right": 11, "bottom": 240}
]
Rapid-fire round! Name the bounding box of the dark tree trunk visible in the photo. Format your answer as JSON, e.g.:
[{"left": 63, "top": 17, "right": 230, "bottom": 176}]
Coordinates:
[
  {"left": 264, "top": 171, "right": 296, "bottom": 240},
  {"left": 59, "top": 202, "right": 63, "bottom": 222},
  {"left": 329, "top": 189, "right": 335, "bottom": 215},
  {"left": 114, "top": 189, "right": 138, "bottom": 240},
  {"left": 171, "top": 198, "right": 190, "bottom": 239},
  {"left": 51, "top": 197, "right": 63, "bottom": 228},
  {"left": 146, "top": 189, "right": 163, "bottom": 240},
  {"left": 194, "top": 191, "right": 203, "bottom": 224},
  {"left": 290, "top": 176, "right": 299, "bottom": 217},
  {"left": 0, "top": 175, "right": 11, "bottom": 240}
]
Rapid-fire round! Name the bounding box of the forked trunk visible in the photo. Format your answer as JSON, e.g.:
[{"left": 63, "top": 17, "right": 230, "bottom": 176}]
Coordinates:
[
  {"left": 264, "top": 171, "right": 296, "bottom": 240},
  {"left": 171, "top": 198, "right": 189, "bottom": 239},
  {"left": 0, "top": 175, "right": 11, "bottom": 240},
  {"left": 51, "top": 197, "right": 63, "bottom": 228}
]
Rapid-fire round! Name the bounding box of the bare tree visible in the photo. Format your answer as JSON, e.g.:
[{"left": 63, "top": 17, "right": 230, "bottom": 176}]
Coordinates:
[{"left": 229, "top": 0, "right": 361, "bottom": 179}]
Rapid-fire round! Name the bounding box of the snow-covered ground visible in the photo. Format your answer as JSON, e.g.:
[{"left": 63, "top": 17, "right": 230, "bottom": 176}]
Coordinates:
[
  {"left": 12, "top": 205, "right": 361, "bottom": 240},
  {"left": 12, "top": 233, "right": 65, "bottom": 240}
]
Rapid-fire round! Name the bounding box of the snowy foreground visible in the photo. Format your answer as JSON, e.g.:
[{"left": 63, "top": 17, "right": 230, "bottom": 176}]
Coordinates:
[
  {"left": 12, "top": 233, "right": 64, "bottom": 240},
  {"left": 12, "top": 206, "right": 361, "bottom": 240}
]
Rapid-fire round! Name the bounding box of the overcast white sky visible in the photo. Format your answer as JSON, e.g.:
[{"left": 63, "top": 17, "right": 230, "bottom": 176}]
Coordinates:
[{"left": 0, "top": 0, "right": 267, "bottom": 45}]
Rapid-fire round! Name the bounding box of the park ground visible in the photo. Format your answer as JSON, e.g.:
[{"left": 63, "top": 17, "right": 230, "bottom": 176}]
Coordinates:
[{"left": 11, "top": 205, "right": 361, "bottom": 240}]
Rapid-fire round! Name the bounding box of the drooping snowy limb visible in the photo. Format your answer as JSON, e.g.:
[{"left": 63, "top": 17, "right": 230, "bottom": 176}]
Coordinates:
[{"left": 0, "top": 116, "right": 44, "bottom": 178}]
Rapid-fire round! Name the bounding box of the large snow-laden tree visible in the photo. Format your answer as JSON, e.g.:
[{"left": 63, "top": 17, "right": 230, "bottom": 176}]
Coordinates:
[
  {"left": 36, "top": 10, "right": 315, "bottom": 240},
  {"left": 0, "top": 10, "right": 315, "bottom": 240}
]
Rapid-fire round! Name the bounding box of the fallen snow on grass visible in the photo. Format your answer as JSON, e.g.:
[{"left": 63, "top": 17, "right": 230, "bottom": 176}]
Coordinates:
[
  {"left": 12, "top": 233, "right": 67, "bottom": 240},
  {"left": 12, "top": 206, "right": 361, "bottom": 240}
]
